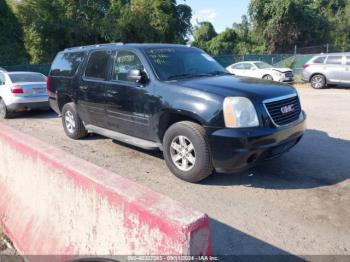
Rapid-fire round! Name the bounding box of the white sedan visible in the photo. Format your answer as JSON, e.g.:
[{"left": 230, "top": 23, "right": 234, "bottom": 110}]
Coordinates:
[{"left": 226, "top": 61, "right": 294, "bottom": 82}]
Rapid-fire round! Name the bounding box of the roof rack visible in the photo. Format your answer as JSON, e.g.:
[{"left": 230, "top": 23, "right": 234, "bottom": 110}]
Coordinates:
[{"left": 64, "top": 42, "right": 124, "bottom": 51}]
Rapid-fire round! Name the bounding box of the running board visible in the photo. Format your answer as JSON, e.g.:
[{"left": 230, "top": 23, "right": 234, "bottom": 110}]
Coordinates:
[{"left": 85, "top": 125, "right": 160, "bottom": 150}]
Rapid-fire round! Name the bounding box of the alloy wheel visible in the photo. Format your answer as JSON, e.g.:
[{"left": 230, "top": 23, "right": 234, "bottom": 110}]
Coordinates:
[
  {"left": 65, "top": 111, "right": 76, "bottom": 133},
  {"left": 170, "top": 135, "right": 196, "bottom": 172}
]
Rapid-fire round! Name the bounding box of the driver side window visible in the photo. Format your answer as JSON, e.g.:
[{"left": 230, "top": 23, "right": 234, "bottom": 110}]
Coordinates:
[{"left": 113, "top": 50, "right": 144, "bottom": 82}]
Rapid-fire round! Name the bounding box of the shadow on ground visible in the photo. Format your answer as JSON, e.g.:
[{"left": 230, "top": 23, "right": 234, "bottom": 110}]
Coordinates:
[
  {"left": 202, "top": 129, "right": 350, "bottom": 189},
  {"left": 10, "top": 109, "right": 57, "bottom": 120},
  {"left": 210, "top": 219, "right": 306, "bottom": 261},
  {"left": 111, "top": 128, "right": 349, "bottom": 191}
]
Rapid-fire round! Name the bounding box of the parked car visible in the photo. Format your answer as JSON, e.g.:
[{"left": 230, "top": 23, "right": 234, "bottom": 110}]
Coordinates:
[
  {"left": 0, "top": 71, "right": 48, "bottom": 118},
  {"left": 302, "top": 52, "right": 350, "bottom": 89},
  {"left": 48, "top": 43, "right": 306, "bottom": 183},
  {"left": 226, "top": 61, "right": 294, "bottom": 82}
]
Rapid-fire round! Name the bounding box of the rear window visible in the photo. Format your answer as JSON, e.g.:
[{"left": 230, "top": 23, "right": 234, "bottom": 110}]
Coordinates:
[
  {"left": 326, "top": 56, "right": 343, "bottom": 65},
  {"left": 346, "top": 57, "right": 350, "bottom": 65},
  {"left": 313, "top": 56, "right": 326, "bottom": 64},
  {"left": 9, "top": 73, "right": 46, "bottom": 83},
  {"left": 50, "top": 52, "right": 85, "bottom": 77},
  {"left": 84, "top": 51, "right": 110, "bottom": 80}
]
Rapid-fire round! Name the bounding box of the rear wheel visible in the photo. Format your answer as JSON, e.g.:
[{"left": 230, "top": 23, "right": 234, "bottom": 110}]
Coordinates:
[
  {"left": 163, "top": 121, "right": 213, "bottom": 183},
  {"left": 263, "top": 74, "right": 273, "bottom": 81},
  {"left": 311, "top": 74, "right": 326, "bottom": 89},
  {"left": 62, "top": 103, "right": 88, "bottom": 139},
  {"left": 0, "top": 99, "right": 13, "bottom": 119}
]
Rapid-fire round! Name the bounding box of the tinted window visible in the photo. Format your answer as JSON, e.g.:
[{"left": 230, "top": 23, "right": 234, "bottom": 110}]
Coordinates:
[
  {"left": 85, "top": 51, "right": 110, "bottom": 80},
  {"left": 50, "top": 52, "right": 85, "bottom": 77},
  {"left": 346, "top": 57, "right": 350, "bottom": 65},
  {"left": 9, "top": 73, "right": 46, "bottom": 83},
  {"left": 326, "top": 56, "right": 343, "bottom": 65},
  {"left": 313, "top": 56, "right": 326, "bottom": 64},
  {"left": 146, "top": 47, "right": 226, "bottom": 81},
  {"left": 113, "top": 51, "right": 144, "bottom": 81}
]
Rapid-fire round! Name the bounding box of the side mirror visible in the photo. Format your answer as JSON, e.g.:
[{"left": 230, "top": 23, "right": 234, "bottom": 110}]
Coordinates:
[{"left": 127, "top": 69, "right": 148, "bottom": 84}]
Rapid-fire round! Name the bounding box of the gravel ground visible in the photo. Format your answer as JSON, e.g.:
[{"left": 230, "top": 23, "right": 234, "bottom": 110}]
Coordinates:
[{"left": 0, "top": 85, "right": 349, "bottom": 256}]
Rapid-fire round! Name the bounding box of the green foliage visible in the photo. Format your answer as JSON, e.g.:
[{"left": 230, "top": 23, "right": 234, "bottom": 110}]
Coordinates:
[
  {"left": 11, "top": 0, "right": 192, "bottom": 63},
  {"left": 192, "top": 16, "right": 266, "bottom": 55},
  {"left": 249, "top": 0, "right": 330, "bottom": 53},
  {"left": 0, "top": 0, "right": 28, "bottom": 65}
]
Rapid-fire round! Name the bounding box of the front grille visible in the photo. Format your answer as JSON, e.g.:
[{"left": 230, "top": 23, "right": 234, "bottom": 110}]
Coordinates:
[
  {"left": 264, "top": 95, "right": 301, "bottom": 126},
  {"left": 285, "top": 71, "right": 293, "bottom": 78}
]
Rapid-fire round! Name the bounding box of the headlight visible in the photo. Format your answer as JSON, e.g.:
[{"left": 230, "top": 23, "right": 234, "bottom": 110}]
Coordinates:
[{"left": 223, "top": 97, "right": 259, "bottom": 128}]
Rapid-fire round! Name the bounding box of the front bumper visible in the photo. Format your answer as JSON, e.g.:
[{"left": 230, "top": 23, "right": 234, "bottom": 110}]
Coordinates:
[{"left": 206, "top": 112, "right": 306, "bottom": 173}]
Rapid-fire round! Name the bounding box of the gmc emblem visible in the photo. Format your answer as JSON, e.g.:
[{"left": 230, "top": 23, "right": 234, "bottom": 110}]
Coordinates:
[{"left": 281, "top": 104, "right": 295, "bottom": 114}]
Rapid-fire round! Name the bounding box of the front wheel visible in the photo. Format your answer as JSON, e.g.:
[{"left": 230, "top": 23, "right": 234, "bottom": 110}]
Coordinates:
[
  {"left": 310, "top": 74, "right": 326, "bottom": 89},
  {"left": 263, "top": 74, "right": 273, "bottom": 81},
  {"left": 163, "top": 121, "right": 213, "bottom": 183},
  {"left": 62, "top": 103, "right": 88, "bottom": 139}
]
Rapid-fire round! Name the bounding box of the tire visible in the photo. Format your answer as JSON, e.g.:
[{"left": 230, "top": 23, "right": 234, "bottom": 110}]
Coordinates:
[
  {"left": 61, "top": 102, "right": 88, "bottom": 139},
  {"left": 310, "top": 74, "right": 326, "bottom": 89},
  {"left": 0, "top": 99, "right": 13, "bottom": 119},
  {"left": 263, "top": 74, "right": 273, "bottom": 81},
  {"left": 163, "top": 121, "right": 213, "bottom": 183}
]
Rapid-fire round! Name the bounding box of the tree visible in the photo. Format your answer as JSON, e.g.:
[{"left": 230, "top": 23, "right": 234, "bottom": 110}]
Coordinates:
[
  {"left": 0, "top": 0, "right": 28, "bottom": 65},
  {"left": 207, "top": 28, "right": 238, "bottom": 55},
  {"left": 192, "top": 22, "right": 217, "bottom": 52},
  {"left": 12, "top": 0, "right": 192, "bottom": 63},
  {"left": 249, "top": 0, "right": 330, "bottom": 53}
]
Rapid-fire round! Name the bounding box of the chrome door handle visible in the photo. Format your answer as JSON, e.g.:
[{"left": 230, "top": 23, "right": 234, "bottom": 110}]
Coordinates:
[{"left": 80, "top": 86, "right": 88, "bottom": 90}]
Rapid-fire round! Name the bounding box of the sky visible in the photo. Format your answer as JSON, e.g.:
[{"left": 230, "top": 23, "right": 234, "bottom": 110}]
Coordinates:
[{"left": 181, "top": 0, "right": 251, "bottom": 33}]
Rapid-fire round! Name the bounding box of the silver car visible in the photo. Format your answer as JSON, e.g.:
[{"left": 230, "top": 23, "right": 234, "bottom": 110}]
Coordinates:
[
  {"left": 0, "top": 71, "right": 48, "bottom": 118},
  {"left": 302, "top": 52, "right": 350, "bottom": 89}
]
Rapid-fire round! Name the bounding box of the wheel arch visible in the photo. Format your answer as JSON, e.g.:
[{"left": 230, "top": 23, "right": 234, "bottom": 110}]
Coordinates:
[
  {"left": 309, "top": 72, "right": 327, "bottom": 83},
  {"left": 57, "top": 93, "right": 74, "bottom": 113},
  {"left": 158, "top": 110, "right": 204, "bottom": 143}
]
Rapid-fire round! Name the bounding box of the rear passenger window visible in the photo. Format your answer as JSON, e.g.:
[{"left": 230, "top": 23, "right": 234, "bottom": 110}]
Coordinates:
[
  {"left": 85, "top": 51, "right": 110, "bottom": 80},
  {"left": 50, "top": 52, "right": 85, "bottom": 77},
  {"left": 313, "top": 56, "right": 326, "bottom": 64},
  {"left": 326, "top": 56, "right": 343, "bottom": 65}
]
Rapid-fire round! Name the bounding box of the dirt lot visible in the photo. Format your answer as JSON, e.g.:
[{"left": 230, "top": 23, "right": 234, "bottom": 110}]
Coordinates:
[{"left": 1, "top": 85, "right": 349, "bottom": 256}]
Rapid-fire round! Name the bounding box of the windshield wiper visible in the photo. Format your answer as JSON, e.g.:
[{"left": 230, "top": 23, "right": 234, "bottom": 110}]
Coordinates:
[
  {"left": 167, "top": 73, "right": 212, "bottom": 81},
  {"left": 204, "top": 71, "right": 231, "bottom": 76}
]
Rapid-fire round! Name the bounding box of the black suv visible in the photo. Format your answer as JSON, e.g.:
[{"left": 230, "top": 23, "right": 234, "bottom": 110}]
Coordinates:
[{"left": 48, "top": 43, "right": 306, "bottom": 182}]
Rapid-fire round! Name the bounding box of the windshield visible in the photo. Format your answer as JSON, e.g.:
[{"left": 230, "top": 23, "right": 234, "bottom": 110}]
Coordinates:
[
  {"left": 145, "top": 47, "right": 227, "bottom": 81},
  {"left": 9, "top": 73, "right": 46, "bottom": 83},
  {"left": 254, "top": 62, "right": 273, "bottom": 69}
]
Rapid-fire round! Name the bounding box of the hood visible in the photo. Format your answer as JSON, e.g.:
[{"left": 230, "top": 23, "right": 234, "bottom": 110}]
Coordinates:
[
  {"left": 271, "top": 67, "right": 292, "bottom": 73},
  {"left": 172, "top": 75, "right": 296, "bottom": 102}
]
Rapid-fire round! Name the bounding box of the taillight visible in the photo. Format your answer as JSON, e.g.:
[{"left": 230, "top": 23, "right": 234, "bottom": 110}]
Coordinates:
[
  {"left": 46, "top": 76, "right": 52, "bottom": 94},
  {"left": 10, "top": 85, "right": 24, "bottom": 94},
  {"left": 303, "top": 64, "right": 310, "bottom": 69}
]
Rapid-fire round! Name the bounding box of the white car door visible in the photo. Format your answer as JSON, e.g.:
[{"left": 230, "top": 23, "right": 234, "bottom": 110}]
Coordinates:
[
  {"left": 227, "top": 63, "right": 246, "bottom": 76},
  {"left": 244, "top": 63, "right": 262, "bottom": 78}
]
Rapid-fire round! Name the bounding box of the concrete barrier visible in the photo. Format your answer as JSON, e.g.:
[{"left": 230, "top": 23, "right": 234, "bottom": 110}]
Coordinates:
[{"left": 0, "top": 123, "right": 211, "bottom": 260}]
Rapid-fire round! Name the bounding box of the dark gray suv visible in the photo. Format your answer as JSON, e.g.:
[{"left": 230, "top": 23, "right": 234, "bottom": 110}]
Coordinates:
[{"left": 302, "top": 53, "right": 350, "bottom": 89}]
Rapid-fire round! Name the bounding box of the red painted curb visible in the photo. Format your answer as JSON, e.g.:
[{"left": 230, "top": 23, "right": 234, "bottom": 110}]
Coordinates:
[{"left": 0, "top": 123, "right": 212, "bottom": 260}]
